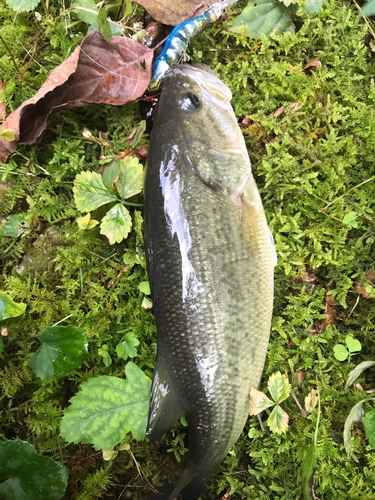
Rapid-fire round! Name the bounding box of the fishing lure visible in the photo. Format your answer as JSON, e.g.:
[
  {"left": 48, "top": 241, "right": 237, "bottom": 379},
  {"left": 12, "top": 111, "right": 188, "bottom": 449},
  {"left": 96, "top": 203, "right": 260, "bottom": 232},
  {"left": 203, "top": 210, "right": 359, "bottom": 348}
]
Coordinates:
[{"left": 147, "top": 0, "right": 238, "bottom": 92}]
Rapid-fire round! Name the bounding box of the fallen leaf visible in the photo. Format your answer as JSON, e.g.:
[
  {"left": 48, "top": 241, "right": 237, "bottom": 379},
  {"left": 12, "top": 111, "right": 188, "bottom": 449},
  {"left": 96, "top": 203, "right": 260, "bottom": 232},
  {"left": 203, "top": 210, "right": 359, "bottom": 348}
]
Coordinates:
[
  {"left": 0, "top": 31, "right": 153, "bottom": 163},
  {"left": 297, "top": 371, "right": 305, "bottom": 386},
  {"left": 309, "top": 294, "right": 337, "bottom": 334},
  {"left": 134, "top": 0, "right": 217, "bottom": 26},
  {"left": 356, "top": 269, "right": 375, "bottom": 299},
  {"left": 303, "top": 58, "right": 321, "bottom": 75},
  {"left": 305, "top": 389, "right": 319, "bottom": 413}
]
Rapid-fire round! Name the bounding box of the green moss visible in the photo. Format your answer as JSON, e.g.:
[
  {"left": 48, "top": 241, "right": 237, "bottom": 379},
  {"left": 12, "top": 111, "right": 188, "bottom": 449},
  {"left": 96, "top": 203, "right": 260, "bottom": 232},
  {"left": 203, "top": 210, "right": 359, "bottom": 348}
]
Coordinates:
[{"left": 1, "top": 0, "right": 375, "bottom": 498}]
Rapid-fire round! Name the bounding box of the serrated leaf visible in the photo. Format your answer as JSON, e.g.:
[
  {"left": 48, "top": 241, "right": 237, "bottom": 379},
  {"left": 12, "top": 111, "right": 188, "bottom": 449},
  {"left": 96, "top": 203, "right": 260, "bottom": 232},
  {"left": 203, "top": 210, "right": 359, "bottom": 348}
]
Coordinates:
[
  {"left": 72, "top": 0, "right": 98, "bottom": 24},
  {"left": 304, "top": 0, "right": 323, "bottom": 17},
  {"left": 6, "top": 0, "right": 40, "bottom": 12},
  {"left": 249, "top": 387, "right": 275, "bottom": 415},
  {"left": 73, "top": 171, "right": 117, "bottom": 212},
  {"left": 133, "top": 210, "right": 144, "bottom": 243},
  {"left": 0, "top": 292, "right": 26, "bottom": 321},
  {"left": 267, "top": 404, "right": 289, "bottom": 434},
  {"left": 0, "top": 440, "right": 68, "bottom": 500},
  {"left": 345, "top": 335, "right": 361, "bottom": 353},
  {"left": 76, "top": 213, "right": 99, "bottom": 230},
  {"left": 0, "top": 129, "right": 15, "bottom": 141},
  {"left": 102, "top": 158, "right": 121, "bottom": 188},
  {"left": 305, "top": 389, "right": 319, "bottom": 413},
  {"left": 138, "top": 281, "right": 151, "bottom": 295},
  {"left": 364, "top": 407, "right": 375, "bottom": 448},
  {"left": 116, "top": 333, "right": 139, "bottom": 360},
  {"left": 0, "top": 213, "right": 29, "bottom": 238},
  {"left": 28, "top": 326, "right": 88, "bottom": 380},
  {"left": 344, "top": 399, "right": 366, "bottom": 456},
  {"left": 97, "top": 8, "right": 112, "bottom": 42},
  {"left": 362, "top": 0, "right": 375, "bottom": 15},
  {"left": 346, "top": 361, "right": 375, "bottom": 388},
  {"left": 60, "top": 362, "right": 151, "bottom": 449},
  {"left": 333, "top": 343, "right": 349, "bottom": 361},
  {"left": 115, "top": 157, "right": 144, "bottom": 200},
  {"left": 267, "top": 371, "right": 291, "bottom": 403},
  {"left": 100, "top": 203, "right": 132, "bottom": 244},
  {"left": 231, "top": 0, "right": 295, "bottom": 39}
]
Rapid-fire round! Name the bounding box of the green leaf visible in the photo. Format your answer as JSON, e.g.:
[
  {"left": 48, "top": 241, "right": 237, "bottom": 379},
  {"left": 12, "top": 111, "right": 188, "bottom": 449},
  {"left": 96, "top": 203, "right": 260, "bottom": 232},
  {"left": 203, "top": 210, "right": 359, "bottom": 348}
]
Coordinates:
[
  {"left": 0, "top": 129, "right": 15, "bottom": 141},
  {"left": 76, "top": 213, "right": 99, "bottom": 230},
  {"left": 97, "top": 8, "right": 112, "bottom": 42},
  {"left": 131, "top": 120, "right": 146, "bottom": 149},
  {"left": 230, "top": 0, "right": 295, "bottom": 39},
  {"left": 141, "top": 296, "right": 153, "bottom": 309},
  {"left": 0, "top": 440, "right": 68, "bottom": 500},
  {"left": 88, "top": 20, "right": 122, "bottom": 35},
  {"left": 344, "top": 399, "right": 366, "bottom": 456},
  {"left": 102, "top": 158, "right": 121, "bottom": 189},
  {"left": 267, "top": 371, "right": 291, "bottom": 403},
  {"left": 98, "top": 347, "right": 112, "bottom": 367},
  {"left": 100, "top": 203, "right": 132, "bottom": 245},
  {"left": 304, "top": 0, "right": 324, "bottom": 17},
  {"left": 0, "top": 339, "right": 4, "bottom": 353},
  {"left": 28, "top": 326, "right": 88, "bottom": 380},
  {"left": 364, "top": 407, "right": 375, "bottom": 448},
  {"left": 301, "top": 443, "right": 317, "bottom": 499},
  {"left": 345, "top": 335, "right": 361, "bottom": 353},
  {"left": 346, "top": 361, "right": 375, "bottom": 388},
  {"left": 133, "top": 210, "right": 144, "bottom": 243},
  {"left": 115, "top": 157, "right": 144, "bottom": 200},
  {"left": 116, "top": 333, "right": 139, "bottom": 360},
  {"left": 0, "top": 214, "right": 29, "bottom": 238},
  {"left": 342, "top": 211, "right": 358, "bottom": 229},
  {"left": 333, "top": 343, "right": 349, "bottom": 361},
  {"left": 267, "top": 404, "right": 289, "bottom": 434},
  {"left": 0, "top": 292, "right": 26, "bottom": 321},
  {"left": 72, "top": 0, "right": 98, "bottom": 24},
  {"left": 123, "top": 251, "right": 136, "bottom": 267},
  {"left": 73, "top": 171, "right": 117, "bottom": 212},
  {"left": 102, "top": 447, "right": 118, "bottom": 461},
  {"left": 362, "top": 0, "right": 375, "bottom": 16},
  {"left": 6, "top": 0, "right": 40, "bottom": 12},
  {"left": 60, "top": 362, "right": 151, "bottom": 449},
  {"left": 249, "top": 387, "right": 275, "bottom": 415},
  {"left": 138, "top": 281, "right": 151, "bottom": 295},
  {"left": 180, "top": 415, "right": 188, "bottom": 427}
]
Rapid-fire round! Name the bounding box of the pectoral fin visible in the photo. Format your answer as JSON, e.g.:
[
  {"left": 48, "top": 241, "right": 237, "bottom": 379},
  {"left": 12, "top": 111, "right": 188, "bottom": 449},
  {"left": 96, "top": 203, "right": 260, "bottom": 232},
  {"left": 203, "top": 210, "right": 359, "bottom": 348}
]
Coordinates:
[{"left": 147, "top": 357, "right": 185, "bottom": 441}]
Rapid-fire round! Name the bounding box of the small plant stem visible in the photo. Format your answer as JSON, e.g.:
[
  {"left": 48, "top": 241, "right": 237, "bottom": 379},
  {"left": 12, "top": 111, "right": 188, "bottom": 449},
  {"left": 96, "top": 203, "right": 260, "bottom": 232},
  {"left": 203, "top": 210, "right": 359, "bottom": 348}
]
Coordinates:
[
  {"left": 122, "top": 201, "right": 144, "bottom": 207},
  {"left": 4, "top": 238, "right": 17, "bottom": 254},
  {"left": 77, "top": 246, "right": 84, "bottom": 295},
  {"left": 19, "top": 30, "right": 47, "bottom": 82},
  {"left": 72, "top": 239, "right": 118, "bottom": 262},
  {"left": 0, "top": 34, "right": 21, "bottom": 74},
  {"left": 324, "top": 175, "right": 375, "bottom": 210},
  {"left": 347, "top": 295, "right": 360, "bottom": 318},
  {"left": 51, "top": 314, "right": 74, "bottom": 327},
  {"left": 290, "top": 389, "right": 308, "bottom": 417},
  {"left": 352, "top": 0, "right": 375, "bottom": 39},
  {"left": 127, "top": 448, "right": 156, "bottom": 492}
]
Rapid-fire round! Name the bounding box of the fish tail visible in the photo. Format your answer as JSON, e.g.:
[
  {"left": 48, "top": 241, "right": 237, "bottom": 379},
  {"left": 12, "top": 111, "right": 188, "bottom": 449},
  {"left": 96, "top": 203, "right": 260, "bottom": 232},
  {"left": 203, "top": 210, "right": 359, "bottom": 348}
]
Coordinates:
[{"left": 150, "top": 466, "right": 214, "bottom": 500}]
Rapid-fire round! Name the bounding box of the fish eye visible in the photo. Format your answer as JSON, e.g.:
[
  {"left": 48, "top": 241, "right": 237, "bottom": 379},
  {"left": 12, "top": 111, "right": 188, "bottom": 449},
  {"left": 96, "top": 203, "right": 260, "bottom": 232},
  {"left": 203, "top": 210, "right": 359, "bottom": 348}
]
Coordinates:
[
  {"left": 181, "top": 91, "right": 200, "bottom": 110},
  {"left": 187, "top": 92, "right": 200, "bottom": 107}
]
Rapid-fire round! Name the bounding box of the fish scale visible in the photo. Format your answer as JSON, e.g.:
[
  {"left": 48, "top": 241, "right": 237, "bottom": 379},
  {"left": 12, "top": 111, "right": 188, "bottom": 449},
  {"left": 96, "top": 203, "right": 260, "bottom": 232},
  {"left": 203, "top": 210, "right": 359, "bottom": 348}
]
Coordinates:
[{"left": 145, "top": 64, "right": 275, "bottom": 500}]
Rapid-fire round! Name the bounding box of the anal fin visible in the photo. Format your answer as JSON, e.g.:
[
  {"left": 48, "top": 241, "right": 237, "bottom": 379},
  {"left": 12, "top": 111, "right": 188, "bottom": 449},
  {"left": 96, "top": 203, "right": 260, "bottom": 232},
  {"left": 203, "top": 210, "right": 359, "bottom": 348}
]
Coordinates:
[{"left": 147, "top": 357, "right": 185, "bottom": 441}]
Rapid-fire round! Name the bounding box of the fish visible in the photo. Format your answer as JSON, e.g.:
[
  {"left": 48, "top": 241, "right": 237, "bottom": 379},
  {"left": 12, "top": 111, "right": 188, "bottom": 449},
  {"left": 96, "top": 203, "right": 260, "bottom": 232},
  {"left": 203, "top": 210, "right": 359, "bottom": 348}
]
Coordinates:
[
  {"left": 144, "top": 63, "right": 276, "bottom": 500},
  {"left": 147, "top": 0, "right": 238, "bottom": 92}
]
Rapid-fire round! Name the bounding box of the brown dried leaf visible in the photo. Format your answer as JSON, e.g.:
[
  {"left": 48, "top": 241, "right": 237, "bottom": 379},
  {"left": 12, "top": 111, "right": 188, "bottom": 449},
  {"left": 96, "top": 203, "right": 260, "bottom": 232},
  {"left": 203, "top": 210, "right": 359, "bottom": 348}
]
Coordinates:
[
  {"left": 134, "top": 0, "right": 216, "bottom": 26},
  {"left": 309, "top": 294, "right": 337, "bottom": 334},
  {"left": 305, "top": 389, "right": 319, "bottom": 413},
  {"left": 297, "top": 371, "right": 305, "bottom": 386},
  {"left": 303, "top": 58, "right": 321, "bottom": 75},
  {"left": 356, "top": 269, "right": 375, "bottom": 299},
  {"left": 0, "top": 31, "right": 153, "bottom": 163}
]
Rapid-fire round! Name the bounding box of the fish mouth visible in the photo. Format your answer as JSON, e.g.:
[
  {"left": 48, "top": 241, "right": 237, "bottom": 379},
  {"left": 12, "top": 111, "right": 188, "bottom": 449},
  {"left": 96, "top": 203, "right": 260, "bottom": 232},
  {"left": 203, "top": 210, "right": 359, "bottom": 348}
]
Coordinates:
[{"left": 174, "top": 64, "right": 232, "bottom": 109}]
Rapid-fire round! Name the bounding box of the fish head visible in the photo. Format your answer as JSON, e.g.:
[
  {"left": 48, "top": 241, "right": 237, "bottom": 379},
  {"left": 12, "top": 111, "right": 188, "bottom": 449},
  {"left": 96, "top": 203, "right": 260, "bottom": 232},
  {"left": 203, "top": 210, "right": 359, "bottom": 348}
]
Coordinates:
[{"left": 154, "top": 63, "right": 251, "bottom": 196}]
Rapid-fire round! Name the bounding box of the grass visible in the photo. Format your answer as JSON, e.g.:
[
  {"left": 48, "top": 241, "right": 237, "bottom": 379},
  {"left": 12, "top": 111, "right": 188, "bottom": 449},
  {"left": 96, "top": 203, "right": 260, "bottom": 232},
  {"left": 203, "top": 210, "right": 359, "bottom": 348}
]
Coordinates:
[{"left": 1, "top": 0, "right": 375, "bottom": 498}]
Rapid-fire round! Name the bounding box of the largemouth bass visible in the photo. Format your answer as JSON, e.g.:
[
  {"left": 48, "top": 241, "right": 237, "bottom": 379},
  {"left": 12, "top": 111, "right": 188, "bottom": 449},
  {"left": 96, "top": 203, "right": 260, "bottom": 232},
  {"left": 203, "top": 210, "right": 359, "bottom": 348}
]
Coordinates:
[{"left": 144, "top": 63, "right": 276, "bottom": 500}]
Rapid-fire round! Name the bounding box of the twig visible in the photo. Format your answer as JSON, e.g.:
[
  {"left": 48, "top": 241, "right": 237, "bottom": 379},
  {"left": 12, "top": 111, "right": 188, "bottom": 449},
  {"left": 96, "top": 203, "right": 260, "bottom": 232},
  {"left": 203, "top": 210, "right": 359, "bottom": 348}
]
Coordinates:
[
  {"left": 290, "top": 389, "right": 308, "bottom": 417},
  {"left": 347, "top": 295, "right": 360, "bottom": 318},
  {"left": 0, "top": 34, "right": 21, "bottom": 74},
  {"left": 352, "top": 0, "right": 375, "bottom": 39},
  {"left": 324, "top": 175, "right": 375, "bottom": 210},
  {"left": 19, "top": 30, "right": 47, "bottom": 82}
]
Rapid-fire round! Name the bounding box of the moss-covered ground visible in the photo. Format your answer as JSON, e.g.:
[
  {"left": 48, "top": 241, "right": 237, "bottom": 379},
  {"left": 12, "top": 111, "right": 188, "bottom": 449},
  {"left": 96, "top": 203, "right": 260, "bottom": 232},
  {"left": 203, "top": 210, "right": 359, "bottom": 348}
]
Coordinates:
[{"left": 1, "top": 0, "right": 375, "bottom": 498}]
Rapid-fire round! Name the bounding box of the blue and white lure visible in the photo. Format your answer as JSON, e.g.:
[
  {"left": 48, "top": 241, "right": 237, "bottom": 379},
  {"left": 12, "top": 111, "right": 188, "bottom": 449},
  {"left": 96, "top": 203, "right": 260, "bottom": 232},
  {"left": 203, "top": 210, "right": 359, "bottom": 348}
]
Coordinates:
[{"left": 147, "top": 0, "right": 238, "bottom": 92}]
